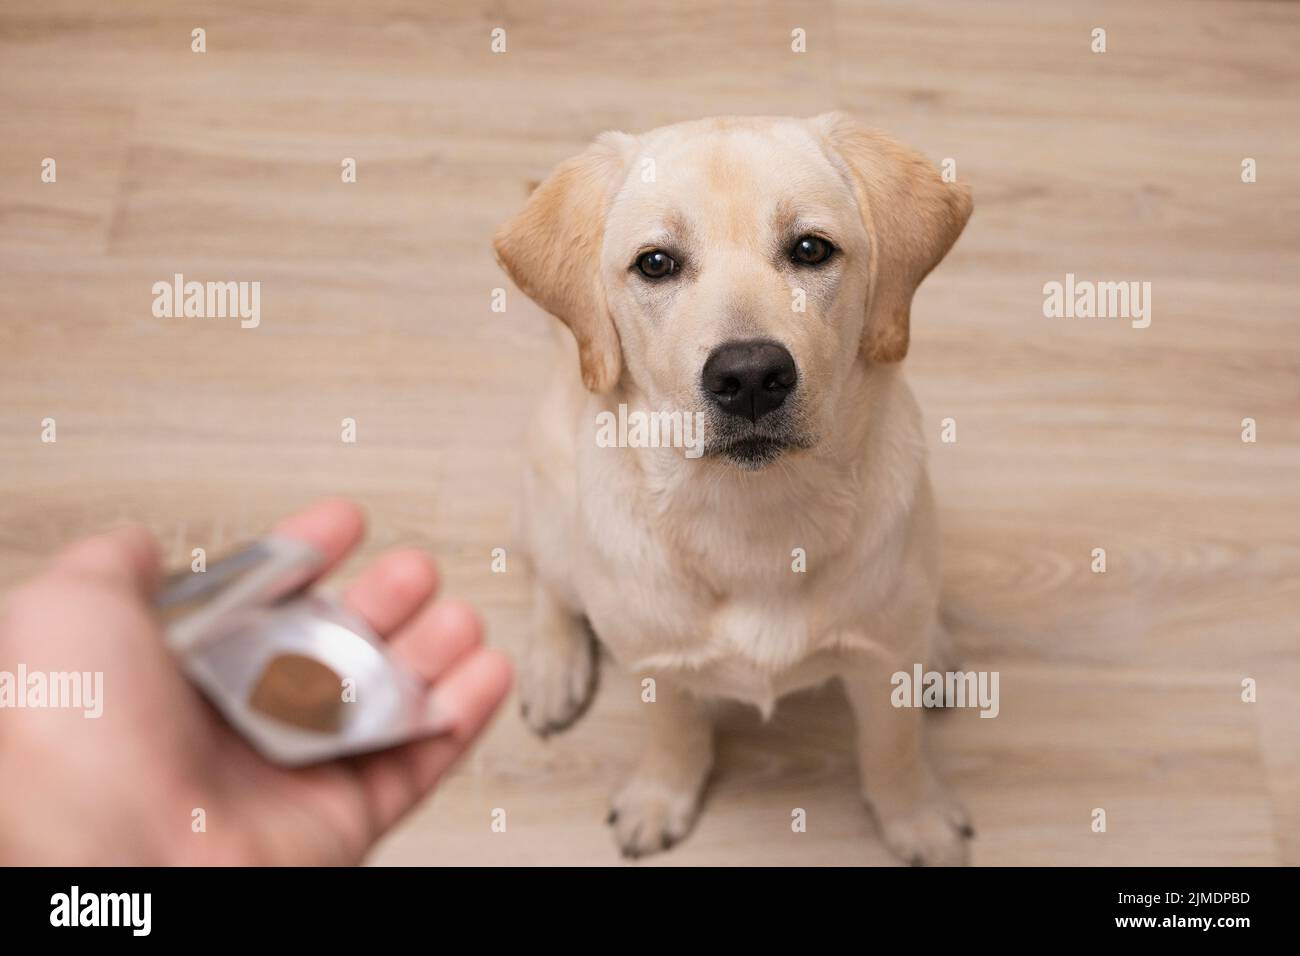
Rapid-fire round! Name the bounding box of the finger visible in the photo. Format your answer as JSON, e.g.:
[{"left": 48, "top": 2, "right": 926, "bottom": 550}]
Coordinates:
[
  {"left": 353, "top": 648, "right": 513, "bottom": 834},
  {"left": 388, "top": 599, "right": 484, "bottom": 682},
  {"left": 419, "top": 648, "right": 514, "bottom": 757},
  {"left": 341, "top": 548, "right": 439, "bottom": 638},
  {"left": 51, "top": 524, "right": 162, "bottom": 598},
  {"left": 270, "top": 498, "right": 365, "bottom": 578}
]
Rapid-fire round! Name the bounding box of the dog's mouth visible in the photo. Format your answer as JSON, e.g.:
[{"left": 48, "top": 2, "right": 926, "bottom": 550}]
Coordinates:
[
  {"left": 694, "top": 392, "right": 815, "bottom": 470},
  {"left": 703, "top": 428, "right": 812, "bottom": 470},
  {"left": 716, "top": 436, "right": 788, "bottom": 469}
]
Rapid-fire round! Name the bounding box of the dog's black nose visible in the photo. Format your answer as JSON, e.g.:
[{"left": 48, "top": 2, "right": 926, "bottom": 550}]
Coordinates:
[{"left": 701, "top": 339, "right": 797, "bottom": 421}]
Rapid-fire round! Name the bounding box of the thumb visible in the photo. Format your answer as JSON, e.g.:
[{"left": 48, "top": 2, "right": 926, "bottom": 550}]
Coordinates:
[{"left": 50, "top": 524, "right": 162, "bottom": 599}]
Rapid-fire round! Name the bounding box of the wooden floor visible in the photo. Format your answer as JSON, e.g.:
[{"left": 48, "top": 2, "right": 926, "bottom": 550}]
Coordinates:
[{"left": 2, "top": 1, "right": 1297, "bottom": 865}]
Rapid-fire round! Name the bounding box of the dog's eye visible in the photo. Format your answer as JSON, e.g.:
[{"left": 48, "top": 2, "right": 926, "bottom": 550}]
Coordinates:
[
  {"left": 635, "top": 250, "right": 678, "bottom": 279},
  {"left": 791, "top": 235, "right": 834, "bottom": 265}
]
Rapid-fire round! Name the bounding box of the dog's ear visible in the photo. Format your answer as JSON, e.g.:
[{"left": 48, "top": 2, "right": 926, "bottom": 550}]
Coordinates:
[
  {"left": 493, "top": 132, "right": 634, "bottom": 393},
  {"left": 813, "top": 113, "right": 972, "bottom": 363}
]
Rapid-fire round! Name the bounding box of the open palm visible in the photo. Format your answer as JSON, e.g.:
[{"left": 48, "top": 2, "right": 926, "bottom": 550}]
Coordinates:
[{"left": 0, "top": 499, "right": 512, "bottom": 865}]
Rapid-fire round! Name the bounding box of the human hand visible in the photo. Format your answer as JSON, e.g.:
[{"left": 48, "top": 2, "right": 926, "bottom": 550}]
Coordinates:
[{"left": 0, "top": 499, "right": 512, "bottom": 865}]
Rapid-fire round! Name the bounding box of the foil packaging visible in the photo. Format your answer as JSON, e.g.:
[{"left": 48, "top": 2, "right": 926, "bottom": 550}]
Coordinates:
[{"left": 156, "top": 537, "right": 444, "bottom": 766}]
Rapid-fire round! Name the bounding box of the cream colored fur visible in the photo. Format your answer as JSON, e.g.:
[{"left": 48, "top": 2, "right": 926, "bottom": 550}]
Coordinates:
[{"left": 494, "top": 113, "right": 973, "bottom": 864}]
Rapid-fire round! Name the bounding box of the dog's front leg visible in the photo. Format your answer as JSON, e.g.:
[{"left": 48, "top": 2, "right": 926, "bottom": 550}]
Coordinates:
[
  {"left": 842, "top": 655, "right": 973, "bottom": 866},
  {"left": 608, "top": 682, "right": 713, "bottom": 858},
  {"left": 519, "top": 582, "right": 599, "bottom": 737}
]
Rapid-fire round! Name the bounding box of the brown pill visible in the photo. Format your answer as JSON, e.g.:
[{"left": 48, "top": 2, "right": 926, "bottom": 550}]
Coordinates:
[{"left": 249, "top": 653, "right": 344, "bottom": 733}]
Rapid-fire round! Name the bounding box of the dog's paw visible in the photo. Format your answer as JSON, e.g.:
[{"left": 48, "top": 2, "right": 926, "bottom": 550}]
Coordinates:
[
  {"left": 519, "top": 619, "right": 597, "bottom": 737},
  {"left": 875, "top": 798, "right": 973, "bottom": 867},
  {"left": 607, "top": 777, "right": 702, "bottom": 859}
]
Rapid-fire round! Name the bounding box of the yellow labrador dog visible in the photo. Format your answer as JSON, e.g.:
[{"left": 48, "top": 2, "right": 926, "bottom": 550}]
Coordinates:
[{"left": 494, "top": 113, "right": 972, "bottom": 865}]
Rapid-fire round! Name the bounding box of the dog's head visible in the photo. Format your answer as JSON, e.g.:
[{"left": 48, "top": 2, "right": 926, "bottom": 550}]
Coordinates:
[{"left": 494, "top": 114, "right": 971, "bottom": 469}]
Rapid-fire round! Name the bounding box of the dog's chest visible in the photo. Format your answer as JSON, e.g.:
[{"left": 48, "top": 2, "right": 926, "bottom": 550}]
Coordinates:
[
  {"left": 574, "top": 444, "right": 895, "bottom": 712},
  {"left": 583, "top": 572, "right": 861, "bottom": 715},
  {"left": 683, "top": 601, "right": 854, "bottom": 715}
]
